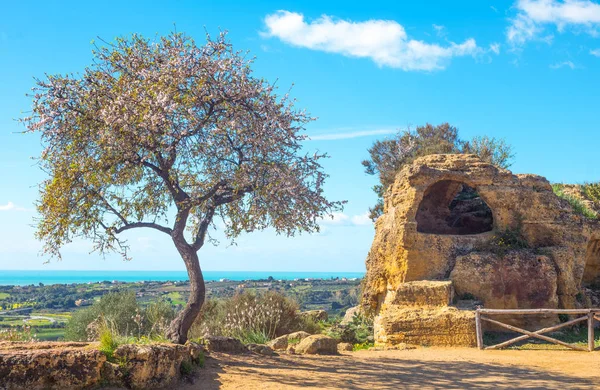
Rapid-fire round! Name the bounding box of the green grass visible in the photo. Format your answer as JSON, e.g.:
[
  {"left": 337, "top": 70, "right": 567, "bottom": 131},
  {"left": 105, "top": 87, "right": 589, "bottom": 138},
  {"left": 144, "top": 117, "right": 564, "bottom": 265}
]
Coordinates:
[
  {"left": 0, "top": 317, "right": 26, "bottom": 326},
  {"left": 484, "top": 328, "right": 600, "bottom": 351},
  {"left": 165, "top": 292, "right": 186, "bottom": 305},
  {"left": 35, "top": 328, "right": 65, "bottom": 341},
  {"left": 0, "top": 293, "right": 10, "bottom": 300},
  {"left": 552, "top": 184, "right": 599, "bottom": 220},
  {"left": 352, "top": 341, "right": 374, "bottom": 351}
]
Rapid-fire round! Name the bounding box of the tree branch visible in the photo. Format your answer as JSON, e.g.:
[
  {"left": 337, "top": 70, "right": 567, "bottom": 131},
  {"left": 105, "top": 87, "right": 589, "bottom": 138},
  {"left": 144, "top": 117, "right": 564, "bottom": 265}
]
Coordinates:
[
  {"left": 192, "top": 207, "right": 216, "bottom": 251},
  {"left": 114, "top": 222, "right": 173, "bottom": 235}
]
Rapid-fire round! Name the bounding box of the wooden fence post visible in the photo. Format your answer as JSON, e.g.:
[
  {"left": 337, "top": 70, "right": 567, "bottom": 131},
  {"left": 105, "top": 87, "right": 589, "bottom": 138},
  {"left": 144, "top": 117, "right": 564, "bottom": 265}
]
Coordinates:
[
  {"left": 475, "top": 310, "right": 483, "bottom": 350},
  {"left": 588, "top": 312, "right": 595, "bottom": 352}
]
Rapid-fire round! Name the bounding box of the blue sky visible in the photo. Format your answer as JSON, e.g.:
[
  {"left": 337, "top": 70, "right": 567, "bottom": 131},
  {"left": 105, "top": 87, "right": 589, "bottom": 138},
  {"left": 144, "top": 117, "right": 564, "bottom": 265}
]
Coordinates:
[{"left": 0, "top": 0, "right": 599, "bottom": 272}]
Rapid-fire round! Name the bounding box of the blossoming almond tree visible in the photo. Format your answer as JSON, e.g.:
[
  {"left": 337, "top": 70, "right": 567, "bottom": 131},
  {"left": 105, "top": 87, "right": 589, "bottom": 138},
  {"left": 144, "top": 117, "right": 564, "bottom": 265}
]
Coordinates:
[{"left": 22, "top": 32, "right": 343, "bottom": 344}]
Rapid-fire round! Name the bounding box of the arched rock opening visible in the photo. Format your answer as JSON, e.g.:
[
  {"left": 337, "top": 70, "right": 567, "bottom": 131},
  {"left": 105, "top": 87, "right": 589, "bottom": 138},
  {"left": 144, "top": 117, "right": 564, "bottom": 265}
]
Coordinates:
[
  {"left": 582, "top": 239, "right": 600, "bottom": 286},
  {"left": 416, "top": 180, "right": 493, "bottom": 235}
]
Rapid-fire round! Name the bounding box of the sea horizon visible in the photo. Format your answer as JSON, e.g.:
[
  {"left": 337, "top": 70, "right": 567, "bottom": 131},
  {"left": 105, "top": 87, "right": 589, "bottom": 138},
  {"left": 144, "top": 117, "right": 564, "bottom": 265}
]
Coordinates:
[{"left": 0, "top": 270, "right": 365, "bottom": 286}]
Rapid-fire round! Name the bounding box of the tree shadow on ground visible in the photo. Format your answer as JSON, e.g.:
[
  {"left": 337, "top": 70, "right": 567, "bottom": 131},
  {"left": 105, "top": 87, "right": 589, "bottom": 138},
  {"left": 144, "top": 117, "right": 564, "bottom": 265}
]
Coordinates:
[{"left": 194, "top": 352, "right": 598, "bottom": 389}]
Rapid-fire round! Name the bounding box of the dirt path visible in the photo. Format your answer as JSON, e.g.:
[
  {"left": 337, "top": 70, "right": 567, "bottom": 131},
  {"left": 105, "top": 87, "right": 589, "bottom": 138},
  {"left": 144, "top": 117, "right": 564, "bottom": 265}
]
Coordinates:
[{"left": 186, "top": 348, "right": 600, "bottom": 389}]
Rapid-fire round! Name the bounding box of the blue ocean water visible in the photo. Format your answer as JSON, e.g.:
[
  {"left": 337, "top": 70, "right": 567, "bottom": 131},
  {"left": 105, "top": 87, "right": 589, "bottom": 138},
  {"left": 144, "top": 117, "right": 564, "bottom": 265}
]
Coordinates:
[{"left": 0, "top": 270, "right": 364, "bottom": 286}]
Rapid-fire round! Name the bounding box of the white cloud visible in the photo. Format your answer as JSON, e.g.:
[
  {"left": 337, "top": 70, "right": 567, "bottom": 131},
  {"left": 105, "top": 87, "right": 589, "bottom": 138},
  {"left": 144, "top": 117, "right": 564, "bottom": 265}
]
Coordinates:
[
  {"left": 0, "top": 202, "right": 28, "bottom": 212},
  {"left": 319, "top": 212, "right": 373, "bottom": 226},
  {"left": 507, "top": 0, "right": 600, "bottom": 45},
  {"left": 590, "top": 48, "right": 600, "bottom": 55},
  {"left": 263, "top": 11, "right": 482, "bottom": 71},
  {"left": 489, "top": 43, "right": 501, "bottom": 54},
  {"left": 491, "top": 5, "right": 500, "bottom": 13},
  {"left": 550, "top": 60, "right": 577, "bottom": 68},
  {"left": 309, "top": 128, "right": 396, "bottom": 141},
  {"left": 350, "top": 212, "right": 373, "bottom": 226}
]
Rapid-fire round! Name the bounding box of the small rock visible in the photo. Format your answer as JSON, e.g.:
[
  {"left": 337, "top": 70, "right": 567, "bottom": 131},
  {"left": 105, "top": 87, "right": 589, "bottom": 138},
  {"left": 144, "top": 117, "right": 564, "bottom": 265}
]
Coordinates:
[
  {"left": 204, "top": 336, "right": 247, "bottom": 354},
  {"left": 268, "top": 335, "right": 289, "bottom": 350},
  {"left": 267, "top": 331, "right": 311, "bottom": 350},
  {"left": 247, "top": 344, "right": 275, "bottom": 356},
  {"left": 294, "top": 334, "right": 338, "bottom": 355},
  {"left": 337, "top": 342, "right": 353, "bottom": 352}
]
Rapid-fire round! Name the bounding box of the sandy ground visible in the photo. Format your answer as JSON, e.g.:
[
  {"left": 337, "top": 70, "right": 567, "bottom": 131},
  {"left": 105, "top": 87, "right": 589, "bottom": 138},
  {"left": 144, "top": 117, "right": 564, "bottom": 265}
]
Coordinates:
[{"left": 183, "top": 347, "right": 600, "bottom": 389}]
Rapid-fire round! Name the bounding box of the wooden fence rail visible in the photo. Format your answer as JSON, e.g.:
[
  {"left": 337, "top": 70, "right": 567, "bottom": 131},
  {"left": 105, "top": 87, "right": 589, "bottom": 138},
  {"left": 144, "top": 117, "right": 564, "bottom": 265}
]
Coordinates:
[{"left": 475, "top": 308, "right": 600, "bottom": 352}]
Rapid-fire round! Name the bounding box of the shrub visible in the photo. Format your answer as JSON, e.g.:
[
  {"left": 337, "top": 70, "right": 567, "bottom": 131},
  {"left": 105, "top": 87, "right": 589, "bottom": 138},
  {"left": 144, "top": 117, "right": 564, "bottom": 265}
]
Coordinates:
[
  {"left": 99, "top": 327, "right": 119, "bottom": 361},
  {"left": 188, "top": 290, "right": 309, "bottom": 343},
  {"left": 180, "top": 360, "right": 193, "bottom": 376},
  {"left": 552, "top": 184, "right": 598, "bottom": 220},
  {"left": 64, "top": 291, "right": 175, "bottom": 341},
  {"left": 0, "top": 326, "right": 37, "bottom": 342},
  {"left": 324, "top": 313, "right": 373, "bottom": 344},
  {"left": 192, "top": 350, "right": 205, "bottom": 368},
  {"left": 582, "top": 182, "right": 600, "bottom": 206},
  {"left": 476, "top": 218, "right": 529, "bottom": 256}
]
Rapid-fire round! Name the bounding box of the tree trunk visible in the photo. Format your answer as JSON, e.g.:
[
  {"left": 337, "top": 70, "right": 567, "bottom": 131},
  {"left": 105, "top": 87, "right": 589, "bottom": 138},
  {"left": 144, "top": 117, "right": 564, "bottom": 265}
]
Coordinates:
[{"left": 166, "top": 236, "right": 205, "bottom": 344}]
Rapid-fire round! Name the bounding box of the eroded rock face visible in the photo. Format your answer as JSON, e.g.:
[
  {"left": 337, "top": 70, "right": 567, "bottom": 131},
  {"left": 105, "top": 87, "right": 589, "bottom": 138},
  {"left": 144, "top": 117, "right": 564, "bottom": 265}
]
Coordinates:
[
  {"left": 361, "top": 154, "right": 599, "bottom": 346},
  {"left": 0, "top": 342, "right": 105, "bottom": 390},
  {"left": 0, "top": 341, "right": 202, "bottom": 390},
  {"left": 451, "top": 252, "right": 559, "bottom": 310},
  {"left": 340, "top": 306, "right": 361, "bottom": 325}
]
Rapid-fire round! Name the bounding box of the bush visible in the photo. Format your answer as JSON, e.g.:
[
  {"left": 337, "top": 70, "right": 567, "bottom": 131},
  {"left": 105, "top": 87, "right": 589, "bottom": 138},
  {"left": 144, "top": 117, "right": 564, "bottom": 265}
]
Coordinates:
[
  {"left": 189, "top": 290, "right": 310, "bottom": 344},
  {"left": 582, "top": 182, "right": 600, "bottom": 206},
  {"left": 64, "top": 291, "right": 175, "bottom": 341},
  {"left": 324, "top": 313, "right": 373, "bottom": 344},
  {"left": 476, "top": 218, "right": 529, "bottom": 256},
  {"left": 553, "top": 184, "right": 598, "bottom": 220},
  {"left": 99, "top": 327, "right": 119, "bottom": 361}
]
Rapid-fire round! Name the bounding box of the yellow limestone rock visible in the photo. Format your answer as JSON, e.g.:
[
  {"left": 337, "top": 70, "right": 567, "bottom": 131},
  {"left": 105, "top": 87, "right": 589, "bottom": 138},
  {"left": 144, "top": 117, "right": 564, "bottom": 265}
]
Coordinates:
[{"left": 361, "top": 154, "right": 600, "bottom": 347}]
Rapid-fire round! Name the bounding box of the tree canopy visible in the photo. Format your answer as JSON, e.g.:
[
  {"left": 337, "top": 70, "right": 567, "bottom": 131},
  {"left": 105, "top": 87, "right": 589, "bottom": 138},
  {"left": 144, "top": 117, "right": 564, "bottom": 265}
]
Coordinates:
[
  {"left": 362, "top": 123, "right": 514, "bottom": 220},
  {"left": 22, "top": 32, "right": 343, "bottom": 342}
]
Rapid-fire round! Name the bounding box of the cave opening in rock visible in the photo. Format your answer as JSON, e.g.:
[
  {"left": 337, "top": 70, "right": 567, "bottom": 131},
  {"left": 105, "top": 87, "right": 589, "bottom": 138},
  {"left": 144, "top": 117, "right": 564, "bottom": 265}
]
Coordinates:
[
  {"left": 582, "top": 239, "right": 600, "bottom": 287},
  {"left": 416, "top": 180, "right": 494, "bottom": 235}
]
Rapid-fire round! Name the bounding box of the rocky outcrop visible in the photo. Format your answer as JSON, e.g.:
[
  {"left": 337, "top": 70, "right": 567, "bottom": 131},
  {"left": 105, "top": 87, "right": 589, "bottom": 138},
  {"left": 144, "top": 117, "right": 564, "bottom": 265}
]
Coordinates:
[
  {"left": 373, "top": 280, "right": 476, "bottom": 347},
  {"left": 361, "top": 154, "right": 599, "bottom": 347},
  {"left": 0, "top": 341, "right": 203, "bottom": 390},
  {"left": 340, "top": 306, "right": 360, "bottom": 325},
  {"left": 204, "top": 336, "right": 247, "bottom": 354},
  {"left": 0, "top": 342, "right": 105, "bottom": 390},
  {"left": 294, "top": 334, "right": 338, "bottom": 355}
]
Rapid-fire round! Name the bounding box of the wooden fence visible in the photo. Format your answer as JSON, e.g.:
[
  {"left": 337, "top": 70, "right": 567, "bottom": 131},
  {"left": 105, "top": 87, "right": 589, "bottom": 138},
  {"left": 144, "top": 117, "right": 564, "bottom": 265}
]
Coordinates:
[{"left": 475, "top": 308, "right": 600, "bottom": 352}]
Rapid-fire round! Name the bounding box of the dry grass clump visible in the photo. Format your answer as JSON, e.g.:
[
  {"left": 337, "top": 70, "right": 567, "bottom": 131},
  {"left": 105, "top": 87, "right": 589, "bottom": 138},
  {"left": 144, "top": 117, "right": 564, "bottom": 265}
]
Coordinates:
[{"left": 189, "top": 290, "right": 316, "bottom": 344}]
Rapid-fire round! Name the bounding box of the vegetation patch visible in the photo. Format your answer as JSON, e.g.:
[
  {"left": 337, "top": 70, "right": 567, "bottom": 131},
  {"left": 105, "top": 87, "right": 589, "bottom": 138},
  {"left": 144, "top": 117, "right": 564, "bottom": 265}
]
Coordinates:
[
  {"left": 552, "top": 184, "right": 598, "bottom": 219},
  {"left": 476, "top": 221, "right": 529, "bottom": 256}
]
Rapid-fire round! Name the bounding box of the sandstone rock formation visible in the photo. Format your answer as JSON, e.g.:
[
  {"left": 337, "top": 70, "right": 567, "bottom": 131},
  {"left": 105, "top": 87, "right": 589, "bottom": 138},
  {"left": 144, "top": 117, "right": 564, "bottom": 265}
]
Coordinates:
[
  {"left": 0, "top": 341, "right": 203, "bottom": 390},
  {"left": 204, "top": 336, "right": 247, "bottom": 354},
  {"left": 340, "top": 306, "right": 360, "bottom": 325},
  {"left": 294, "top": 334, "right": 338, "bottom": 355},
  {"left": 267, "top": 331, "right": 311, "bottom": 350},
  {"left": 361, "top": 154, "right": 600, "bottom": 347}
]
